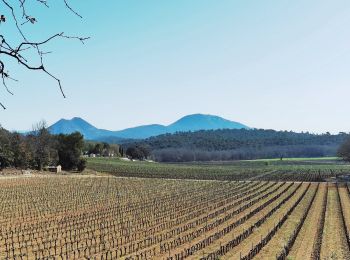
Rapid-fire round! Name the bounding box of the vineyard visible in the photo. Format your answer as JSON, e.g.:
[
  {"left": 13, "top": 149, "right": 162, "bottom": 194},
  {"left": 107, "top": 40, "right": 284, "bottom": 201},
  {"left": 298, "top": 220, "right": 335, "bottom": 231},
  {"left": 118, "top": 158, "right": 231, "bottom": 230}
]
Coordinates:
[
  {"left": 86, "top": 157, "right": 350, "bottom": 182},
  {"left": 0, "top": 174, "right": 350, "bottom": 259}
]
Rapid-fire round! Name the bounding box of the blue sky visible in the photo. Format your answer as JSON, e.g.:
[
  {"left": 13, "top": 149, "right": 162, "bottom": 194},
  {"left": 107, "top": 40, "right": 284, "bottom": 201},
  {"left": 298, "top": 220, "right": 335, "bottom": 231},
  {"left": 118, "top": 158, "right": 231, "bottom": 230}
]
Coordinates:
[{"left": 1, "top": 0, "right": 350, "bottom": 133}]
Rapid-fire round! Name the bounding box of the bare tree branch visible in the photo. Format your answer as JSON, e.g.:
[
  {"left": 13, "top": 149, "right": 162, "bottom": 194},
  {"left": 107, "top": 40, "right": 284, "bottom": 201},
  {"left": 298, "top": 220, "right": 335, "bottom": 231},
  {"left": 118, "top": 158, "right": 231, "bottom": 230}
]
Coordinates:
[
  {"left": 0, "top": 0, "right": 88, "bottom": 109},
  {"left": 63, "top": 0, "right": 82, "bottom": 18}
]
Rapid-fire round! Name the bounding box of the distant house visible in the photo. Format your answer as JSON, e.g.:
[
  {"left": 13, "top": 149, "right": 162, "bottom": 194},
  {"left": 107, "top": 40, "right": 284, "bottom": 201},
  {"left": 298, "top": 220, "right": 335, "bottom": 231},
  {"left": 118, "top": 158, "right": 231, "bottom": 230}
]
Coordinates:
[{"left": 46, "top": 165, "right": 62, "bottom": 173}]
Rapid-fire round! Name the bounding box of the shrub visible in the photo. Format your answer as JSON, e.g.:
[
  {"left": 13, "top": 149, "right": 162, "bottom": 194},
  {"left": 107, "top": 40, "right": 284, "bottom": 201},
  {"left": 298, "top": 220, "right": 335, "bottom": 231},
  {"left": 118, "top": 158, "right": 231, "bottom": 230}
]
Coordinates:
[
  {"left": 77, "top": 158, "right": 87, "bottom": 172},
  {"left": 338, "top": 137, "right": 350, "bottom": 162}
]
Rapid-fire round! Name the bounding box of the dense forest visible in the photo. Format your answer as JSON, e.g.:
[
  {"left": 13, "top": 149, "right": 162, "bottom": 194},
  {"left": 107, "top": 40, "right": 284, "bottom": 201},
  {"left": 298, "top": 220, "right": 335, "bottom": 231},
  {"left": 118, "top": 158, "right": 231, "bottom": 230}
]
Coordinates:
[{"left": 124, "top": 129, "right": 349, "bottom": 162}]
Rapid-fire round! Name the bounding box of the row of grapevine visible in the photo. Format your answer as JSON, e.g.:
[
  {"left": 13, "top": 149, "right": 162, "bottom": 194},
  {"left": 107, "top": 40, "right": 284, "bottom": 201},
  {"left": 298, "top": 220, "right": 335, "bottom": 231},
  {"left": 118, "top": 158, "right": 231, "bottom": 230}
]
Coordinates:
[
  {"left": 240, "top": 183, "right": 311, "bottom": 260},
  {"left": 0, "top": 174, "right": 349, "bottom": 260},
  {"left": 310, "top": 184, "right": 328, "bottom": 260},
  {"left": 276, "top": 183, "right": 319, "bottom": 259},
  {"left": 193, "top": 183, "right": 304, "bottom": 259}
]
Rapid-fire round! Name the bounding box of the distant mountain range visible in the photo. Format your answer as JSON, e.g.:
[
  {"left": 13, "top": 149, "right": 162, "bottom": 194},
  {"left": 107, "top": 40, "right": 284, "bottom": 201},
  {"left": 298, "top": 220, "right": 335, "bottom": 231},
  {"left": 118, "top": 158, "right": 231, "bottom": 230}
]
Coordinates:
[{"left": 49, "top": 114, "right": 249, "bottom": 141}]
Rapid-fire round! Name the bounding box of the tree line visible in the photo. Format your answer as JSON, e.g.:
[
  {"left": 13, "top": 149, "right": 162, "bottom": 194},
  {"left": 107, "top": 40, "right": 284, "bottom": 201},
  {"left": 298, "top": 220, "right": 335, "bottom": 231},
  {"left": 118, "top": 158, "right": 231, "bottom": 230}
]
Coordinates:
[
  {"left": 123, "top": 129, "right": 350, "bottom": 162},
  {"left": 83, "top": 142, "right": 120, "bottom": 157},
  {"left": 152, "top": 145, "right": 340, "bottom": 162},
  {"left": 338, "top": 138, "right": 350, "bottom": 162},
  {"left": 2, "top": 123, "right": 350, "bottom": 166},
  {"left": 0, "top": 122, "right": 152, "bottom": 170},
  {"left": 0, "top": 122, "right": 86, "bottom": 171}
]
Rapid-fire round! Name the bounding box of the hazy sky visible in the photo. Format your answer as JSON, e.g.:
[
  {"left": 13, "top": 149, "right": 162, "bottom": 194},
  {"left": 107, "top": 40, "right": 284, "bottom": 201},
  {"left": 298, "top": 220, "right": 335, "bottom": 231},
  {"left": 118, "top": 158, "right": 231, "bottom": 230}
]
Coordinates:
[{"left": 1, "top": 0, "right": 350, "bottom": 133}]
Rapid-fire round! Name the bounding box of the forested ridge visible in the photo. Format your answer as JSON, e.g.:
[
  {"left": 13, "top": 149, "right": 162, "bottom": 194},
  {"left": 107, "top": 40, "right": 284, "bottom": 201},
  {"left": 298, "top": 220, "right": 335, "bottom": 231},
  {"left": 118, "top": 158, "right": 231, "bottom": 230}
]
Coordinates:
[{"left": 125, "top": 129, "right": 348, "bottom": 162}]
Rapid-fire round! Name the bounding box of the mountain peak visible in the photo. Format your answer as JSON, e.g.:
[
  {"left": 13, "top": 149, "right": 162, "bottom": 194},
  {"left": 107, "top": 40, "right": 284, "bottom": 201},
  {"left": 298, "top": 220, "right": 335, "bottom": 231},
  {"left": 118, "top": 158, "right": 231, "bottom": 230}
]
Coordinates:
[
  {"left": 49, "top": 117, "right": 100, "bottom": 139},
  {"left": 169, "top": 114, "right": 249, "bottom": 132},
  {"left": 55, "top": 117, "right": 87, "bottom": 123},
  {"left": 71, "top": 117, "right": 85, "bottom": 121},
  {"left": 175, "top": 113, "right": 217, "bottom": 121}
]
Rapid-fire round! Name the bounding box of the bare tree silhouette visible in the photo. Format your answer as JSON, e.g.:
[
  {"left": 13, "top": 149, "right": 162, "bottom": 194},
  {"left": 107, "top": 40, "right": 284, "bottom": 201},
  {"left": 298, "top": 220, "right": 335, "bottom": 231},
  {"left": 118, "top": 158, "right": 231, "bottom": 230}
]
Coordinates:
[{"left": 0, "top": 0, "right": 89, "bottom": 109}]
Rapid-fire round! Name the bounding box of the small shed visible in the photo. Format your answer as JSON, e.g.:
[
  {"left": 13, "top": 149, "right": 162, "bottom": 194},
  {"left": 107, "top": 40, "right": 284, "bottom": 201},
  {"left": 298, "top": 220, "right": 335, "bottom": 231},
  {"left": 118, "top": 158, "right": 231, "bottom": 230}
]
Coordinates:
[{"left": 47, "top": 165, "right": 62, "bottom": 173}]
